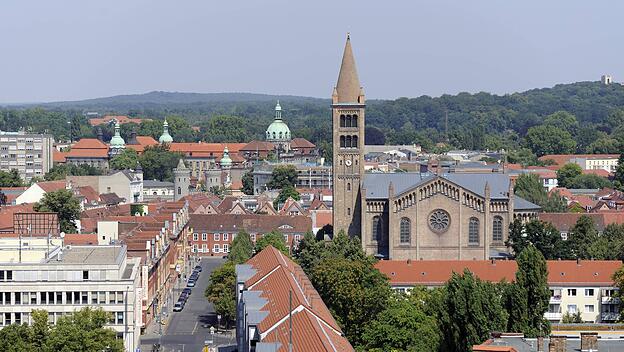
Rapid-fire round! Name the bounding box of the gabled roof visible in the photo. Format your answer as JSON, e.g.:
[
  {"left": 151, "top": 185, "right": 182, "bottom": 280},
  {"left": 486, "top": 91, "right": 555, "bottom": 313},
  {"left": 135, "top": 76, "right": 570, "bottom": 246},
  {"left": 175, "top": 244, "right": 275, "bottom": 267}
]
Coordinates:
[
  {"left": 71, "top": 138, "right": 108, "bottom": 150},
  {"left": 280, "top": 197, "right": 307, "bottom": 215},
  {"left": 53, "top": 150, "right": 67, "bottom": 163},
  {"left": 126, "top": 136, "right": 158, "bottom": 153},
  {"left": 188, "top": 214, "right": 311, "bottom": 234},
  {"left": 240, "top": 140, "right": 275, "bottom": 152},
  {"left": 290, "top": 138, "right": 316, "bottom": 149},
  {"left": 375, "top": 260, "right": 622, "bottom": 287},
  {"left": 256, "top": 201, "right": 277, "bottom": 215},
  {"left": 37, "top": 180, "right": 66, "bottom": 193},
  {"left": 241, "top": 246, "right": 353, "bottom": 351},
  {"left": 539, "top": 212, "right": 624, "bottom": 232},
  {"left": 89, "top": 115, "right": 146, "bottom": 126}
]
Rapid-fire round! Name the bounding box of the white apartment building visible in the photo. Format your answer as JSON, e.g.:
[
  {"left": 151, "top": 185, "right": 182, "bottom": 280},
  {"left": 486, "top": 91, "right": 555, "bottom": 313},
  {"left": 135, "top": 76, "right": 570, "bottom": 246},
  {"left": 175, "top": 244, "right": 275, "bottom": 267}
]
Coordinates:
[
  {"left": 0, "top": 239, "right": 141, "bottom": 351},
  {"left": 572, "top": 155, "right": 619, "bottom": 172},
  {"left": 0, "top": 131, "right": 54, "bottom": 181}
]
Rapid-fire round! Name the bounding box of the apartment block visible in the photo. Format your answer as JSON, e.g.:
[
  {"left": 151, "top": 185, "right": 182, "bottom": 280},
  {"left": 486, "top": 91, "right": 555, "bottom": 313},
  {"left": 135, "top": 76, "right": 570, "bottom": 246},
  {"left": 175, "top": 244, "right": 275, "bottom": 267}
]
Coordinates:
[{"left": 0, "top": 131, "right": 54, "bottom": 181}]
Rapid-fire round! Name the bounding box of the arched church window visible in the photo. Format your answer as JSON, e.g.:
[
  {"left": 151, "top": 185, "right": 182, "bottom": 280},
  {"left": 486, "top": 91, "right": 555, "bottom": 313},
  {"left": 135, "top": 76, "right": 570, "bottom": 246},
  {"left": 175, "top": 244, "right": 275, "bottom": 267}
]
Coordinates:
[
  {"left": 400, "top": 218, "right": 411, "bottom": 244},
  {"left": 272, "top": 132, "right": 276, "bottom": 139},
  {"left": 346, "top": 136, "right": 352, "bottom": 148},
  {"left": 279, "top": 132, "right": 283, "bottom": 139},
  {"left": 493, "top": 216, "right": 503, "bottom": 242},
  {"left": 352, "top": 135, "right": 358, "bottom": 148},
  {"left": 346, "top": 115, "right": 352, "bottom": 127},
  {"left": 177, "top": 187, "right": 181, "bottom": 195},
  {"left": 469, "top": 217, "right": 480, "bottom": 245},
  {"left": 340, "top": 136, "right": 346, "bottom": 148},
  {"left": 340, "top": 114, "right": 346, "bottom": 127},
  {"left": 372, "top": 216, "right": 382, "bottom": 242},
  {"left": 352, "top": 114, "right": 358, "bottom": 127}
]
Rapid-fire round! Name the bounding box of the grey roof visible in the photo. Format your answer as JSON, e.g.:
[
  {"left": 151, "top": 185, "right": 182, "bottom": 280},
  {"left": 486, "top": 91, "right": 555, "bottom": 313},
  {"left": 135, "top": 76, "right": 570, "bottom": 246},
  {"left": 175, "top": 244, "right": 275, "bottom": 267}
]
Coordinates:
[
  {"left": 256, "top": 343, "right": 282, "bottom": 352},
  {"left": 50, "top": 245, "right": 124, "bottom": 265},
  {"left": 143, "top": 179, "right": 174, "bottom": 188},
  {"left": 362, "top": 172, "right": 540, "bottom": 210}
]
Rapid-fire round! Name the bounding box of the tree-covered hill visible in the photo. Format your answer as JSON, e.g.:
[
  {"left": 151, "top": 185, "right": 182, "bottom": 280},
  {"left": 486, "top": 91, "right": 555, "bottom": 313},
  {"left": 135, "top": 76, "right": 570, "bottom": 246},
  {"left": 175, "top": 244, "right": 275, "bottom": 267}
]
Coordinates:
[{"left": 3, "top": 81, "right": 624, "bottom": 163}]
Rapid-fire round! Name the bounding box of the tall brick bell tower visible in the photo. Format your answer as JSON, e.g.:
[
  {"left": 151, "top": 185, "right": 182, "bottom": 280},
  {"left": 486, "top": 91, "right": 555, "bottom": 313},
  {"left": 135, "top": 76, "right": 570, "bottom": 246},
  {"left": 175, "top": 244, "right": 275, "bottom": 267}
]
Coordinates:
[{"left": 332, "top": 34, "right": 365, "bottom": 237}]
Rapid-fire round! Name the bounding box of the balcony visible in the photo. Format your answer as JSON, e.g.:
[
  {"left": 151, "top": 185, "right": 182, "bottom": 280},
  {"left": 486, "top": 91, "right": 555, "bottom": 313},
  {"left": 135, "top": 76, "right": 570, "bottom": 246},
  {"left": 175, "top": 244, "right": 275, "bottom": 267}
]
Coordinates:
[
  {"left": 601, "top": 296, "right": 620, "bottom": 304},
  {"left": 601, "top": 312, "right": 619, "bottom": 322},
  {"left": 544, "top": 312, "right": 562, "bottom": 321},
  {"left": 549, "top": 295, "right": 562, "bottom": 304}
]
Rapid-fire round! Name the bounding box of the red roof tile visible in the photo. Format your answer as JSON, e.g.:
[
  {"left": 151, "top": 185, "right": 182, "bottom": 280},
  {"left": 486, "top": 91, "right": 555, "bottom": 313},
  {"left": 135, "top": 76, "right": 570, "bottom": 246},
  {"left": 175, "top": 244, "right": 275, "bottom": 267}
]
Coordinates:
[
  {"left": 290, "top": 138, "right": 315, "bottom": 149},
  {"left": 89, "top": 115, "right": 147, "bottom": 126},
  {"left": 37, "top": 181, "right": 66, "bottom": 193},
  {"left": 53, "top": 150, "right": 67, "bottom": 163},
  {"left": 63, "top": 233, "right": 98, "bottom": 245},
  {"left": 71, "top": 138, "right": 108, "bottom": 150}
]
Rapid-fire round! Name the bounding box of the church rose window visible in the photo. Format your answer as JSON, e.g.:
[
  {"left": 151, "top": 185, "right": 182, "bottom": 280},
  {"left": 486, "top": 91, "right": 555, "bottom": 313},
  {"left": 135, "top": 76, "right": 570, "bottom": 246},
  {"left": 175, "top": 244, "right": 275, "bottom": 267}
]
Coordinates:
[{"left": 429, "top": 209, "right": 450, "bottom": 233}]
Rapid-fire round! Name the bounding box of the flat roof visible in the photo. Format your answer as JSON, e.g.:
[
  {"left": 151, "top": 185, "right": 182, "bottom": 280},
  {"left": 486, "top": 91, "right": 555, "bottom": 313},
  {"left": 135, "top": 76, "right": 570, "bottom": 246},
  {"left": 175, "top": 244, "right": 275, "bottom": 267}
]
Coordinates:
[{"left": 48, "top": 245, "right": 125, "bottom": 265}]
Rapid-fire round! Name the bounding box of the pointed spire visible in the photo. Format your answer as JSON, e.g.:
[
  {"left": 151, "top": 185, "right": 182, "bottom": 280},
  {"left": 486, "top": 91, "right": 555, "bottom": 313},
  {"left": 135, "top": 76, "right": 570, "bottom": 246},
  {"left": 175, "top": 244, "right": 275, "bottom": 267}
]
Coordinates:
[
  {"left": 176, "top": 158, "right": 186, "bottom": 170},
  {"left": 335, "top": 33, "right": 362, "bottom": 104}
]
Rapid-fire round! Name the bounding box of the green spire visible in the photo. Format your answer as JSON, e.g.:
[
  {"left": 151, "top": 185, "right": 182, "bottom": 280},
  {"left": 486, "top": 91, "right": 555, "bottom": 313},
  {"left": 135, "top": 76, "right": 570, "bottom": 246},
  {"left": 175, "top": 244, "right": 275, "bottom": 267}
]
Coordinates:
[{"left": 159, "top": 119, "right": 173, "bottom": 143}]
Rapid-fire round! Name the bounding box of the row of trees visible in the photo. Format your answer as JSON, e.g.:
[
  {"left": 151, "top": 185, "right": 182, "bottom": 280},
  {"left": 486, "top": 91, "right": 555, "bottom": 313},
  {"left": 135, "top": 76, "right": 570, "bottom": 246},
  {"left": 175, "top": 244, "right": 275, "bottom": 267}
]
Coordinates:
[{"left": 0, "top": 308, "right": 124, "bottom": 352}]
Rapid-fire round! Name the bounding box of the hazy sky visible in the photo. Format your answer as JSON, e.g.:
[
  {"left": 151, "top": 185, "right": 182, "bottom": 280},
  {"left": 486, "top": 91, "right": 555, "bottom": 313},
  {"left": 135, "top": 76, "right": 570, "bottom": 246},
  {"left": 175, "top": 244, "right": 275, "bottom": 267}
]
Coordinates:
[{"left": 1, "top": 1, "right": 623, "bottom": 103}]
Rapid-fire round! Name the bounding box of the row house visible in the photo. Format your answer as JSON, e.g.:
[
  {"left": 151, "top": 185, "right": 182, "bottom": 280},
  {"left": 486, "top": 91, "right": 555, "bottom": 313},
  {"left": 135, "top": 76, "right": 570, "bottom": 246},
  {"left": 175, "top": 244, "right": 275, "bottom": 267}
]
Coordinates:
[
  {"left": 186, "top": 213, "right": 311, "bottom": 256},
  {"left": 375, "top": 259, "right": 622, "bottom": 323}
]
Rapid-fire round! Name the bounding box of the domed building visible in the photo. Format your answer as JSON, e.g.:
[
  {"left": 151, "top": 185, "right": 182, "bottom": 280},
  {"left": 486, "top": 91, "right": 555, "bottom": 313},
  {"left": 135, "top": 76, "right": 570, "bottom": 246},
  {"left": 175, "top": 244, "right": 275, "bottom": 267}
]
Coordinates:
[
  {"left": 265, "top": 101, "right": 291, "bottom": 152},
  {"left": 109, "top": 120, "right": 126, "bottom": 157},
  {"left": 159, "top": 120, "right": 174, "bottom": 144},
  {"left": 220, "top": 146, "right": 233, "bottom": 169}
]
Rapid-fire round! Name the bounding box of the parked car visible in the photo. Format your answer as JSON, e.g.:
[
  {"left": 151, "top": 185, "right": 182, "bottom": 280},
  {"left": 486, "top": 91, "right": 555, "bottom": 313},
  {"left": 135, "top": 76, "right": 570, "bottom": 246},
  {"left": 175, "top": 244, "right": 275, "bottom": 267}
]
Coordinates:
[
  {"left": 173, "top": 302, "right": 184, "bottom": 312},
  {"left": 179, "top": 292, "right": 189, "bottom": 301},
  {"left": 187, "top": 280, "right": 196, "bottom": 288},
  {"left": 194, "top": 265, "right": 202, "bottom": 272},
  {"left": 182, "top": 288, "right": 192, "bottom": 295}
]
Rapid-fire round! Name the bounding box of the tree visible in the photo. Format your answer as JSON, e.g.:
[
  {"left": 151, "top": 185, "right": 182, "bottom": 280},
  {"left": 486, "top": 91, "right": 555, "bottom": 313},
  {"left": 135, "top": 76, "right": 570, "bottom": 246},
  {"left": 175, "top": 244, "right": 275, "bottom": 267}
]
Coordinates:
[
  {"left": 139, "top": 144, "right": 183, "bottom": 181},
  {"left": 561, "top": 311, "right": 582, "bottom": 323},
  {"left": 556, "top": 163, "right": 582, "bottom": 188},
  {"left": 543, "top": 111, "right": 578, "bottom": 134},
  {"left": 614, "top": 153, "right": 624, "bottom": 188},
  {"left": 567, "top": 215, "right": 599, "bottom": 259},
  {"left": 33, "top": 189, "right": 80, "bottom": 233},
  {"left": 241, "top": 170, "right": 254, "bottom": 195},
  {"left": 205, "top": 262, "right": 237, "bottom": 328},
  {"left": 44, "top": 164, "right": 102, "bottom": 181},
  {"left": 109, "top": 148, "right": 139, "bottom": 170},
  {"left": 293, "top": 230, "right": 368, "bottom": 275},
  {"left": 512, "top": 245, "right": 551, "bottom": 337},
  {"left": 612, "top": 264, "right": 624, "bottom": 321},
  {"left": 267, "top": 165, "right": 298, "bottom": 190},
  {"left": 506, "top": 219, "right": 568, "bottom": 260},
  {"left": 46, "top": 308, "right": 123, "bottom": 352},
  {"left": 273, "top": 185, "right": 300, "bottom": 210},
  {"left": 31, "top": 309, "right": 49, "bottom": 350},
  {"left": 255, "top": 230, "right": 289, "bottom": 255},
  {"left": 566, "top": 174, "right": 612, "bottom": 189},
  {"left": 198, "top": 115, "right": 252, "bottom": 142},
  {"left": 229, "top": 230, "right": 253, "bottom": 264},
  {"left": 525, "top": 125, "right": 576, "bottom": 156},
  {"left": 364, "top": 126, "right": 386, "bottom": 145},
  {"left": 311, "top": 257, "right": 392, "bottom": 346},
  {"left": 361, "top": 296, "right": 440, "bottom": 351},
  {"left": 436, "top": 270, "right": 508, "bottom": 352},
  {"left": 0, "top": 323, "right": 33, "bottom": 352},
  {"left": 514, "top": 174, "right": 566, "bottom": 212},
  {"left": 0, "top": 169, "right": 24, "bottom": 187}
]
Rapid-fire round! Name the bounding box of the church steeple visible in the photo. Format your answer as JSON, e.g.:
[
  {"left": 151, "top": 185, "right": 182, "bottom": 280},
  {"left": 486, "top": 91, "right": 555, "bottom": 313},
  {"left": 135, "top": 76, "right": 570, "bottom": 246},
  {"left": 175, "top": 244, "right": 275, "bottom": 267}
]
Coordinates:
[{"left": 335, "top": 34, "right": 363, "bottom": 104}]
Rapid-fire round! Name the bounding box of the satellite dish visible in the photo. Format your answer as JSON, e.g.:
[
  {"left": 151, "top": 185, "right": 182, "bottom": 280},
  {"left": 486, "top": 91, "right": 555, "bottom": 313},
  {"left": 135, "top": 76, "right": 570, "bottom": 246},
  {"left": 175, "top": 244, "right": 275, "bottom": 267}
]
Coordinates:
[{"left": 60, "top": 232, "right": 65, "bottom": 238}]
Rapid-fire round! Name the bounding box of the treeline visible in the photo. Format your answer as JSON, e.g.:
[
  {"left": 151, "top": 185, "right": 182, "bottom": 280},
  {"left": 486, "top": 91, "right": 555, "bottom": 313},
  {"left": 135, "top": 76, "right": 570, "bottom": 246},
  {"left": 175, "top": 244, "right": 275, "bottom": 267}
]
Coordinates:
[{"left": 5, "top": 81, "right": 624, "bottom": 164}]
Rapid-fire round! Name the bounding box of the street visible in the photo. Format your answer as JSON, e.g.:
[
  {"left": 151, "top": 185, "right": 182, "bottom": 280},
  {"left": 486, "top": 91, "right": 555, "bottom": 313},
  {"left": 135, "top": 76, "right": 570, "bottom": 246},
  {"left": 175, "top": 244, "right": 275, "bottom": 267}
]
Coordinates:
[{"left": 140, "top": 257, "right": 235, "bottom": 352}]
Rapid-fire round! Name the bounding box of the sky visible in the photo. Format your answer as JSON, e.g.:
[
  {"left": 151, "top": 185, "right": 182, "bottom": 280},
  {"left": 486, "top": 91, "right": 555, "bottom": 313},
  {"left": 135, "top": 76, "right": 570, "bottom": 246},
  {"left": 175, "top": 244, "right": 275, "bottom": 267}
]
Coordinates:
[{"left": 1, "top": 1, "right": 623, "bottom": 103}]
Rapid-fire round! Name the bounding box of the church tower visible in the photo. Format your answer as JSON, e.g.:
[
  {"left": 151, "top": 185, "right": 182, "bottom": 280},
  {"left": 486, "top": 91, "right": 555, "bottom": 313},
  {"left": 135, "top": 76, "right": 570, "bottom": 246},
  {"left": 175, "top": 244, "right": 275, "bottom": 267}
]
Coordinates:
[
  {"left": 332, "top": 34, "right": 365, "bottom": 237},
  {"left": 174, "top": 159, "right": 190, "bottom": 201}
]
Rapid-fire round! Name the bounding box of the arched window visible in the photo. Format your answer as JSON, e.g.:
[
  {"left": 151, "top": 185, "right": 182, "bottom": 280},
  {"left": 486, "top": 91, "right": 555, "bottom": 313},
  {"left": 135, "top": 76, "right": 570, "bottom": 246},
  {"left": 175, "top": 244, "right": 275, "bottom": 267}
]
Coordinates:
[
  {"left": 346, "top": 115, "right": 352, "bottom": 127},
  {"left": 493, "top": 216, "right": 503, "bottom": 242},
  {"left": 177, "top": 187, "right": 182, "bottom": 195},
  {"left": 352, "top": 114, "right": 358, "bottom": 127},
  {"left": 279, "top": 132, "right": 283, "bottom": 139},
  {"left": 352, "top": 135, "right": 358, "bottom": 148},
  {"left": 340, "top": 136, "right": 346, "bottom": 148},
  {"left": 346, "top": 136, "right": 352, "bottom": 148},
  {"left": 469, "top": 217, "right": 479, "bottom": 245},
  {"left": 400, "top": 218, "right": 411, "bottom": 244},
  {"left": 372, "top": 216, "right": 382, "bottom": 242},
  {"left": 347, "top": 182, "right": 351, "bottom": 191},
  {"left": 340, "top": 115, "right": 346, "bottom": 127},
  {"left": 272, "top": 132, "right": 276, "bottom": 139}
]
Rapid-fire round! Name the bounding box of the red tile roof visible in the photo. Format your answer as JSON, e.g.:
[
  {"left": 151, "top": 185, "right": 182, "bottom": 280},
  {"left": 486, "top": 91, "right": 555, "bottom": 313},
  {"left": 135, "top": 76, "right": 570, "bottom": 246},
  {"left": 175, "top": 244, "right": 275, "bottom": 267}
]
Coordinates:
[
  {"left": 539, "top": 212, "right": 624, "bottom": 232},
  {"left": 290, "top": 137, "right": 316, "bottom": 149},
  {"left": 0, "top": 204, "right": 35, "bottom": 231},
  {"left": 37, "top": 180, "right": 67, "bottom": 193},
  {"left": 76, "top": 186, "right": 99, "bottom": 203},
  {"left": 582, "top": 169, "right": 612, "bottom": 177},
  {"left": 53, "top": 150, "right": 67, "bottom": 163},
  {"left": 538, "top": 154, "right": 619, "bottom": 167},
  {"left": 71, "top": 138, "right": 108, "bottom": 150},
  {"left": 189, "top": 213, "right": 311, "bottom": 234},
  {"left": 169, "top": 142, "right": 246, "bottom": 155},
  {"left": 240, "top": 140, "right": 275, "bottom": 152},
  {"left": 89, "top": 115, "right": 147, "bottom": 126},
  {"left": 66, "top": 138, "right": 109, "bottom": 158},
  {"left": 375, "top": 260, "right": 622, "bottom": 287},
  {"left": 63, "top": 233, "right": 98, "bottom": 245},
  {"left": 244, "top": 246, "right": 353, "bottom": 351}
]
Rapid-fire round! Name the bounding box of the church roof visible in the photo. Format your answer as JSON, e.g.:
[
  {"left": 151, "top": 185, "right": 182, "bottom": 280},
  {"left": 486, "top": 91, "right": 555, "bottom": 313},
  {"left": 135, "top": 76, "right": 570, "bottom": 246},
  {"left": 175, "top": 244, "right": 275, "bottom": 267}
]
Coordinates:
[
  {"left": 335, "top": 35, "right": 362, "bottom": 104},
  {"left": 362, "top": 173, "right": 540, "bottom": 210}
]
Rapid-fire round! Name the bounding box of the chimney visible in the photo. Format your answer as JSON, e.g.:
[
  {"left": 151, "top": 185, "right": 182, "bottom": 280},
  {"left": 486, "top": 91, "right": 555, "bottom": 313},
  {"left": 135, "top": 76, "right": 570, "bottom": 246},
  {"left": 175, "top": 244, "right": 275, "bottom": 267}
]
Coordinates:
[
  {"left": 537, "top": 336, "right": 544, "bottom": 352},
  {"left": 580, "top": 332, "right": 598, "bottom": 352},
  {"left": 549, "top": 335, "right": 566, "bottom": 352},
  {"left": 407, "top": 258, "right": 412, "bottom": 266}
]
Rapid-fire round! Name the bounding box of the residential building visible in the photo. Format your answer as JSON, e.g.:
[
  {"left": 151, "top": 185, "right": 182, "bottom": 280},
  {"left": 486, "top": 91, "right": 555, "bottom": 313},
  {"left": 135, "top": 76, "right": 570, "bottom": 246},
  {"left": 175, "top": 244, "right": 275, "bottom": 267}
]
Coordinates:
[
  {"left": 375, "top": 259, "right": 622, "bottom": 323},
  {"left": 539, "top": 154, "right": 619, "bottom": 172},
  {"left": 235, "top": 246, "right": 354, "bottom": 351},
  {"left": 252, "top": 162, "right": 332, "bottom": 195},
  {"left": 68, "top": 169, "right": 143, "bottom": 204},
  {"left": 0, "top": 240, "right": 141, "bottom": 351},
  {"left": 0, "top": 130, "right": 54, "bottom": 181},
  {"left": 142, "top": 180, "right": 174, "bottom": 201},
  {"left": 64, "top": 138, "right": 110, "bottom": 169},
  {"left": 187, "top": 214, "right": 311, "bottom": 256},
  {"left": 15, "top": 180, "right": 66, "bottom": 204},
  {"left": 539, "top": 212, "right": 624, "bottom": 240}
]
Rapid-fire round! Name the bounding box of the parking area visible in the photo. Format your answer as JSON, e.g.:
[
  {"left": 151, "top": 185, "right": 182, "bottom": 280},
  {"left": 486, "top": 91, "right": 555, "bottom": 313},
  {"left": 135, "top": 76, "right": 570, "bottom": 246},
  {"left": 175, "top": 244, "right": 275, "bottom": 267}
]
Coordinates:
[{"left": 140, "top": 257, "right": 234, "bottom": 352}]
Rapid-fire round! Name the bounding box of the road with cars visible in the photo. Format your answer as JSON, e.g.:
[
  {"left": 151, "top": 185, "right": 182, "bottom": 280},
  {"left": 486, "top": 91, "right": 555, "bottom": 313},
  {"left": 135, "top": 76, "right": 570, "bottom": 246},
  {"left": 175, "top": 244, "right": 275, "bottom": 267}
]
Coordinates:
[{"left": 140, "top": 257, "right": 234, "bottom": 352}]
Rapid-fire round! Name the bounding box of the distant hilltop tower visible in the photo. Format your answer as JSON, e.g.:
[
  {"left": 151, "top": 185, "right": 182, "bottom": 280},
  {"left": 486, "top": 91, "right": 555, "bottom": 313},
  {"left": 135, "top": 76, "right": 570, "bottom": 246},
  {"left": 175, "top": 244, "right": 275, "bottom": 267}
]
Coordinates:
[
  {"left": 174, "top": 159, "right": 190, "bottom": 201},
  {"left": 601, "top": 74, "right": 613, "bottom": 85}
]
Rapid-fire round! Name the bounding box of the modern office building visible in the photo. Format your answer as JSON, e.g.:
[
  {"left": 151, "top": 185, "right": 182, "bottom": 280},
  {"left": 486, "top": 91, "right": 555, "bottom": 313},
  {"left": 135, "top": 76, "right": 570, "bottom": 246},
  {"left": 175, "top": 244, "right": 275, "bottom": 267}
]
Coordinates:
[
  {"left": 0, "top": 238, "right": 142, "bottom": 351},
  {"left": 0, "top": 131, "right": 54, "bottom": 181}
]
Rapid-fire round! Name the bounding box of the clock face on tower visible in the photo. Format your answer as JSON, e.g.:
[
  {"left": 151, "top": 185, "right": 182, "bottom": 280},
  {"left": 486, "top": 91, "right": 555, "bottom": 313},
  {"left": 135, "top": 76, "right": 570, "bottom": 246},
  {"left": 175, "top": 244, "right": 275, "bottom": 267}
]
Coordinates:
[{"left": 345, "top": 159, "right": 352, "bottom": 166}]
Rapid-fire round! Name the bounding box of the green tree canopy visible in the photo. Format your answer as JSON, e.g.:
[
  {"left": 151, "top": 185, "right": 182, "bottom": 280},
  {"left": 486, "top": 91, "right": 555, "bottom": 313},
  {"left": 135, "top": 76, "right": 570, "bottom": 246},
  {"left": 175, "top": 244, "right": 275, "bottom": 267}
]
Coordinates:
[
  {"left": 255, "top": 230, "right": 289, "bottom": 255},
  {"left": 567, "top": 215, "right": 599, "bottom": 259},
  {"left": 204, "top": 262, "right": 236, "bottom": 328},
  {"left": 512, "top": 245, "right": 551, "bottom": 337},
  {"left": 139, "top": 144, "right": 183, "bottom": 181},
  {"left": 0, "top": 169, "right": 24, "bottom": 187},
  {"left": 565, "top": 173, "right": 612, "bottom": 189},
  {"left": 229, "top": 230, "right": 254, "bottom": 264},
  {"left": 556, "top": 163, "right": 582, "bottom": 188},
  {"left": 524, "top": 125, "right": 576, "bottom": 156},
  {"left": 267, "top": 165, "right": 298, "bottom": 190},
  {"left": 198, "top": 115, "right": 253, "bottom": 142},
  {"left": 614, "top": 153, "right": 624, "bottom": 189},
  {"left": 273, "top": 185, "right": 300, "bottom": 210},
  {"left": 33, "top": 189, "right": 80, "bottom": 233},
  {"left": 241, "top": 170, "right": 254, "bottom": 195},
  {"left": 514, "top": 173, "right": 566, "bottom": 212},
  {"left": 543, "top": 111, "right": 578, "bottom": 134},
  {"left": 109, "top": 148, "right": 139, "bottom": 170},
  {"left": 44, "top": 164, "right": 102, "bottom": 181},
  {"left": 506, "top": 219, "right": 568, "bottom": 260}
]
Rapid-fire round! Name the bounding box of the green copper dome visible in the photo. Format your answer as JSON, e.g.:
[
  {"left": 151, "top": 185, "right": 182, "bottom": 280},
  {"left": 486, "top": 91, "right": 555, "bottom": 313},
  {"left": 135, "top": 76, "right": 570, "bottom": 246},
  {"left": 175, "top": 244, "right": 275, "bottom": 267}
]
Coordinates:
[
  {"left": 220, "top": 146, "right": 232, "bottom": 168},
  {"left": 109, "top": 121, "right": 126, "bottom": 147},
  {"left": 266, "top": 101, "right": 291, "bottom": 142},
  {"left": 159, "top": 120, "right": 173, "bottom": 143}
]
